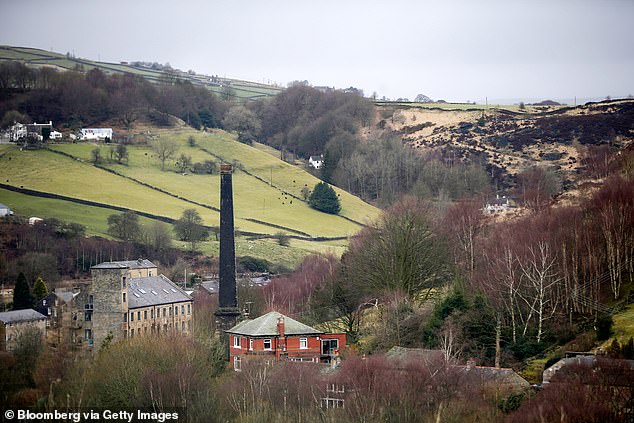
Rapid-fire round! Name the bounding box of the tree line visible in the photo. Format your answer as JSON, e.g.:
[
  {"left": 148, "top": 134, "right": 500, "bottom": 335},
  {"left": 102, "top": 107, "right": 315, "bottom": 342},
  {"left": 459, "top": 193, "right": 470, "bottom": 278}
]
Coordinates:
[{"left": 0, "top": 61, "right": 227, "bottom": 131}]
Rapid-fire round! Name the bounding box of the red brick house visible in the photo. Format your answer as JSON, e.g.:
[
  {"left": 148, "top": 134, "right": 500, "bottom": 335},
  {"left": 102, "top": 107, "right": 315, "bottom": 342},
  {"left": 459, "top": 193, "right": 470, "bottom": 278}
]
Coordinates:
[{"left": 226, "top": 311, "right": 346, "bottom": 371}]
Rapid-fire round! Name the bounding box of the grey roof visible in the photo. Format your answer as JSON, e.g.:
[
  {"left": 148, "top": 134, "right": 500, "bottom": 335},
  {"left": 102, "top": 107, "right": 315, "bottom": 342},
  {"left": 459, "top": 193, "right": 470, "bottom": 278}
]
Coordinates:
[
  {"left": 92, "top": 259, "right": 156, "bottom": 270},
  {"left": 128, "top": 275, "right": 191, "bottom": 309},
  {"left": 55, "top": 290, "right": 77, "bottom": 304},
  {"left": 227, "top": 311, "right": 322, "bottom": 337},
  {"left": 0, "top": 309, "right": 47, "bottom": 324},
  {"left": 200, "top": 281, "right": 218, "bottom": 294},
  {"left": 0, "top": 203, "right": 9, "bottom": 209}
]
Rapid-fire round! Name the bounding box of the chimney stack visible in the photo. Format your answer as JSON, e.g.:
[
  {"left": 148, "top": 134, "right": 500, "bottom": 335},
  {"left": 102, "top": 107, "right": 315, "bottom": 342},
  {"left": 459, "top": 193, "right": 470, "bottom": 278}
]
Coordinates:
[
  {"left": 276, "top": 316, "right": 286, "bottom": 358},
  {"left": 215, "top": 164, "right": 240, "bottom": 330}
]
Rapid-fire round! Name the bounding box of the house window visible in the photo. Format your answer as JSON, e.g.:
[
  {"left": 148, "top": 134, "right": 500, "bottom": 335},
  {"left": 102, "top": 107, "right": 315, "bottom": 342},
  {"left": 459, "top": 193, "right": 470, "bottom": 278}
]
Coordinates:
[
  {"left": 150, "top": 309, "right": 154, "bottom": 319},
  {"left": 175, "top": 307, "right": 178, "bottom": 316},
  {"left": 233, "top": 336, "right": 241, "bottom": 348},
  {"left": 137, "top": 311, "right": 141, "bottom": 320},
  {"left": 123, "top": 313, "right": 127, "bottom": 322},
  {"left": 89, "top": 295, "right": 94, "bottom": 304},
  {"left": 249, "top": 338, "right": 254, "bottom": 350},
  {"left": 131, "top": 312, "right": 134, "bottom": 322},
  {"left": 84, "top": 311, "right": 92, "bottom": 321},
  {"left": 322, "top": 339, "right": 339, "bottom": 355},
  {"left": 85, "top": 329, "right": 93, "bottom": 346},
  {"left": 234, "top": 356, "right": 241, "bottom": 371},
  {"left": 263, "top": 339, "right": 272, "bottom": 350},
  {"left": 123, "top": 293, "right": 126, "bottom": 303},
  {"left": 131, "top": 329, "right": 134, "bottom": 337},
  {"left": 326, "top": 384, "right": 345, "bottom": 394},
  {"left": 163, "top": 308, "right": 166, "bottom": 317},
  {"left": 144, "top": 310, "right": 147, "bottom": 320},
  {"left": 169, "top": 307, "right": 173, "bottom": 316},
  {"left": 321, "top": 398, "right": 344, "bottom": 409},
  {"left": 187, "top": 304, "right": 191, "bottom": 314},
  {"left": 122, "top": 276, "right": 127, "bottom": 288},
  {"left": 181, "top": 305, "right": 185, "bottom": 315},
  {"left": 182, "top": 321, "right": 185, "bottom": 331},
  {"left": 300, "top": 338, "right": 308, "bottom": 349}
]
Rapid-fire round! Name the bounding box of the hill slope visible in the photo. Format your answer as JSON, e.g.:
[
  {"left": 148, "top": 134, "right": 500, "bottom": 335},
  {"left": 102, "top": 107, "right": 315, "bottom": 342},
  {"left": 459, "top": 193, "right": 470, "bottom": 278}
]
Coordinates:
[
  {"left": 0, "top": 127, "right": 380, "bottom": 266},
  {"left": 0, "top": 45, "right": 282, "bottom": 101}
]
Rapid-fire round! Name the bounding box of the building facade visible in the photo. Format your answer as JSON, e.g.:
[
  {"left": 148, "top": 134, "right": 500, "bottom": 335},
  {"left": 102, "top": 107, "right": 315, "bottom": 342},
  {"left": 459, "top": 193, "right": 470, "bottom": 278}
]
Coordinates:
[
  {"left": 80, "top": 128, "right": 113, "bottom": 140},
  {"left": 227, "top": 311, "right": 346, "bottom": 371},
  {"left": 71, "top": 259, "right": 192, "bottom": 350},
  {"left": 0, "top": 309, "right": 47, "bottom": 351}
]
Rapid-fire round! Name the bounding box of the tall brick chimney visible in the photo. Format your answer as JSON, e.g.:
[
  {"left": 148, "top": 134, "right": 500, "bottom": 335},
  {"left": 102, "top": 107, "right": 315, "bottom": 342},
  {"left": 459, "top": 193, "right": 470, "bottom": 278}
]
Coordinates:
[
  {"left": 215, "top": 164, "right": 240, "bottom": 331},
  {"left": 276, "top": 316, "right": 286, "bottom": 359}
]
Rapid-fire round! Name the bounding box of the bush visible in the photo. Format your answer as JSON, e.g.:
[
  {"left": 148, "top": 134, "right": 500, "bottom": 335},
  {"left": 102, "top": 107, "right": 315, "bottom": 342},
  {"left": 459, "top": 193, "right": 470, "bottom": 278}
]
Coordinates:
[
  {"left": 596, "top": 314, "right": 613, "bottom": 341},
  {"left": 238, "top": 256, "right": 271, "bottom": 273}
]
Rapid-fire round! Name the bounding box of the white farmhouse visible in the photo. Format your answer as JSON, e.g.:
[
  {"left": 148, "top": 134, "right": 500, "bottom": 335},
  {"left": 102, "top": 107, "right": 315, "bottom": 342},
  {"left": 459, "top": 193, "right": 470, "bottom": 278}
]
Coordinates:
[
  {"left": 309, "top": 155, "right": 324, "bottom": 170},
  {"left": 80, "top": 128, "right": 113, "bottom": 141}
]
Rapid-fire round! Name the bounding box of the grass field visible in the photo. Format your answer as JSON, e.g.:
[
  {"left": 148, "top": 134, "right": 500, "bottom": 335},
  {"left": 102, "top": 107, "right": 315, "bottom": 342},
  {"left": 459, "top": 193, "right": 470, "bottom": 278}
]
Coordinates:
[
  {"left": 48, "top": 130, "right": 377, "bottom": 237},
  {"left": 0, "top": 125, "right": 379, "bottom": 268},
  {"left": 0, "top": 187, "right": 161, "bottom": 237},
  {"left": 610, "top": 303, "right": 634, "bottom": 343}
]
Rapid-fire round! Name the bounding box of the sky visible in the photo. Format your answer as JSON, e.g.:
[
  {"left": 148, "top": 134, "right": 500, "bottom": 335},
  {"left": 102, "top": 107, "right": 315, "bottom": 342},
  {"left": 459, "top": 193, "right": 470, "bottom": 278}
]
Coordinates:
[{"left": 1, "top": 0, "right": 633, "bottom": 103}]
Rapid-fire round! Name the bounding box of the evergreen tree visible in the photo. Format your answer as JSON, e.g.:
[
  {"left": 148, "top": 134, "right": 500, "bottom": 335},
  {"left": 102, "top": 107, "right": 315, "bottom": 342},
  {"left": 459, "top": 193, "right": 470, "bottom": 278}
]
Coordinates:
[
  {"left": 308, "top": 182, "right": 341, "bottom": 214},
  {"left": 33, "top": 277, "right": 48, "bottom": 301},
  {"left": 321, "top": 150, "right": 336, "bottom": 183},
  {"left": 13, "top": 272, "right": 34, "bottom": 310}
]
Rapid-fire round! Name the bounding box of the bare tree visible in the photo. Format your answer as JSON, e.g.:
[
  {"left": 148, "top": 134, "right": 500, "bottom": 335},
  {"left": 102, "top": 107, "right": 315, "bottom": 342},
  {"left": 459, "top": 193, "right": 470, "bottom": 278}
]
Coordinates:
[
  {"left": 518, "top": 241, "right": 562, "bottom": 343},
  {"left": 151, "top": 138, "right": 179, "bottom": 171}
]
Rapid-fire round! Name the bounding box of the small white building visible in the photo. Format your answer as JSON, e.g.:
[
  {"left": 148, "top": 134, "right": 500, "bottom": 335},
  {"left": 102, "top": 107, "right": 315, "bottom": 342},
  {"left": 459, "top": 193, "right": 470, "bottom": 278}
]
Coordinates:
[
  {"left": 484, "top": 196, "right": 510, "bottom": 214},
  {"left": 309, "top": 155, "right": 324, "bottom": 170},
  {"left": 28, "top": 217, "right": 44, "bottom": 225},
  {"left": 0, "top": 203, "right": 13, "bottom": 217},
  {"left": 49, "top": 131, "right": 62, "bottom": 140},
  {"left": 8, "top": 123, "right": 27, "bottom": 142},
  {"left": 80, "top": 128, "right": 113, "bottom": 141}
]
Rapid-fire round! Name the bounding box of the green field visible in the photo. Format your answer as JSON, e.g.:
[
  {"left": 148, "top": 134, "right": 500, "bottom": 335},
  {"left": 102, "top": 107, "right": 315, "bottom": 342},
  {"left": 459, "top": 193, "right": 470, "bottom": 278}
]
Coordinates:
[
  {"left": 0, "top": 187, "right": 162, "bottom": 237},
  {"left": 0, "top": 127, "right": 379, "bottom": 268},
  {"left": 610, "top": 304, "right": 634, "bottom": 343}
]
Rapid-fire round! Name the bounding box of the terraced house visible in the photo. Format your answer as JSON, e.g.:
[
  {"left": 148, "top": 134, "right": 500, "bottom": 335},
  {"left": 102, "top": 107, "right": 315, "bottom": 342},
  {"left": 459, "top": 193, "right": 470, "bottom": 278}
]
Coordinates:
[{"left": 74, "top": 259, "right": 192, "bottom": 350}]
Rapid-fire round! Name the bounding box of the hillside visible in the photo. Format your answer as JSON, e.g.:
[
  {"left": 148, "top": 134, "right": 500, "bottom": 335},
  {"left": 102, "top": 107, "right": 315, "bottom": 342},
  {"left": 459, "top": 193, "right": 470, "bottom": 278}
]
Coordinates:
[
  {"left": 0, "top": 45, "right": 283, "bottom": 101},
  {"left": 382, "top": 99, "right": 634, "bottom": 190},
  {"left": 0, "top": 127, "right": 380, "bottom": 268}
]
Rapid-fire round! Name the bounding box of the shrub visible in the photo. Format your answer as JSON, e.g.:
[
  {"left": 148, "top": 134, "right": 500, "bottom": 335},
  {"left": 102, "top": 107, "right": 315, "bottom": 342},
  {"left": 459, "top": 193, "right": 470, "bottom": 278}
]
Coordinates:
[{"left": 239, "top": 256, "right": 271, "bottom": 273}]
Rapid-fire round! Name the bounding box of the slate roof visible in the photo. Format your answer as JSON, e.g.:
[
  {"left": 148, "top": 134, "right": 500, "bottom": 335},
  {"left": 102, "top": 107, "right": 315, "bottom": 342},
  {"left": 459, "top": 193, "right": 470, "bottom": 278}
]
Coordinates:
[
  {"left": 227, "top": 311, "right": 322, "bottom": 337},
  {"left": 0, "top": 309, "right": 47, "bottom": 324},
  {"left": 200, "top": 281, "right": 218, "bottom": 294},
  {"left": 92, "top": 259, "right": 156, "bottom": 270},
  {"left": 128, "top": 275, "right": 191, "bottom": 309}
]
